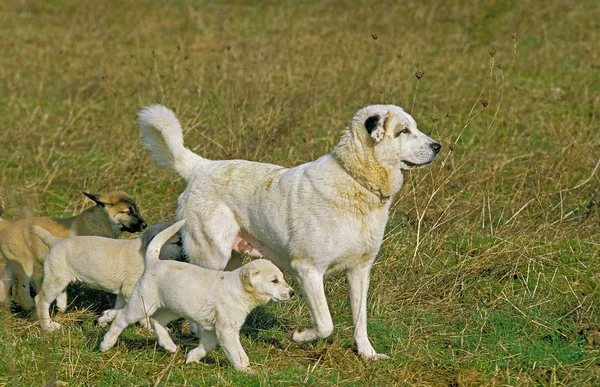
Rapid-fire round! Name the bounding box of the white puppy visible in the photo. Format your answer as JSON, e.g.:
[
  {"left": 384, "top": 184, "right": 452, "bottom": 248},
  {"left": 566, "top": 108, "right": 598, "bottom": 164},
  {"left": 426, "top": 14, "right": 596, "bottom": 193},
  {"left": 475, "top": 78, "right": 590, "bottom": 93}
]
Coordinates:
[
  {"left": 138, "top": 104, "right": 440, "bottom": 360},
  {"left": 100, "top": 220, "right": 294, "bottom": 371},
  {"left": 32, "top": 222, "right": 183, "bottom": 332}
]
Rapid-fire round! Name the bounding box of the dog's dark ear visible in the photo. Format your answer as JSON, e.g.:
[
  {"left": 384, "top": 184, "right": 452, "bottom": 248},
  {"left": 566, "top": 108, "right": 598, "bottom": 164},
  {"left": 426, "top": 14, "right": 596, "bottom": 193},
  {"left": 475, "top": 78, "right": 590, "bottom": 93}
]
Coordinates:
[
  {"left": 240, "top": 266, "right": 257, "bottom": 293},
  {"left": 364, "top": 115, "right": 385, "bottom": 142},
  {"left": 365, "top": 115, "right": 380, "bottom": 134},
  {"left": 83, "top": 192, "right": 106, "bottom": 207}
]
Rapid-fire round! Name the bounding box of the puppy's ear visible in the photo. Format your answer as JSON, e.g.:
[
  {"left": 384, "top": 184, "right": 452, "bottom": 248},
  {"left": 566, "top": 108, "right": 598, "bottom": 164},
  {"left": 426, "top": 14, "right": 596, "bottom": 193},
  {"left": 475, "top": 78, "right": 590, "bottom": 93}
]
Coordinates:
[
  {"left": 83, "top": 192, "right": 105, "bottom": 207},
  {"left": 240, "top": 266, "right": 257, "bottom": 293},
  {"left": 364, "top": 114, "right": 385, "bottom": 143}
]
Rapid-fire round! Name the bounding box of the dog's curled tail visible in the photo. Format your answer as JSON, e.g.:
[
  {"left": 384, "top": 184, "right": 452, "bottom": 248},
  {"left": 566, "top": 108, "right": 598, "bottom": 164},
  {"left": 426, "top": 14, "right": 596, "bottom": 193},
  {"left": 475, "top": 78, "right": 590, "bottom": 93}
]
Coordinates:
[
  {"left": 30, "top": 225, "right": 61, "bottom": 247},
  {"left": 145, "top": 220, "right": 186, "bottom": 264},
  {"left": 138, "top": 105, "right": 203, "bottom": 181}
]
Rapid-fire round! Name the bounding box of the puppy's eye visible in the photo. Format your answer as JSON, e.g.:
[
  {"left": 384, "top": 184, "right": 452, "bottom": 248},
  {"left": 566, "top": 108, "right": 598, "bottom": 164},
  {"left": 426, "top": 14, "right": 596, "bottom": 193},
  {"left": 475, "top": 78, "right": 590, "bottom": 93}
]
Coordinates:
[{"left": 271, "top": 279, "right": 279, "bottom": 284}]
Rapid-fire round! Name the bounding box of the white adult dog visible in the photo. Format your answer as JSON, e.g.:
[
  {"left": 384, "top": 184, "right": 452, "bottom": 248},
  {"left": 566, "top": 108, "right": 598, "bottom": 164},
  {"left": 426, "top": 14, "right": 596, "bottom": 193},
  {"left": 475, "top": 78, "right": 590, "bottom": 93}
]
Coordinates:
[
  {"left": 138, "top": 104, "right": 441, "bottom": 360},
  {"left": 100, "top": 220, "right": 294, "bottom": 371}
]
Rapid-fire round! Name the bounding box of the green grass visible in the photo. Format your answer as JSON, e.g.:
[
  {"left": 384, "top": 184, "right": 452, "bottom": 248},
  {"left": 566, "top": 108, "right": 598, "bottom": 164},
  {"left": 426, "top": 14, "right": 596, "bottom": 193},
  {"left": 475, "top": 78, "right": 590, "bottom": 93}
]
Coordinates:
[{"left": 1, "top": 0, "right": 600, "bottom": 385}]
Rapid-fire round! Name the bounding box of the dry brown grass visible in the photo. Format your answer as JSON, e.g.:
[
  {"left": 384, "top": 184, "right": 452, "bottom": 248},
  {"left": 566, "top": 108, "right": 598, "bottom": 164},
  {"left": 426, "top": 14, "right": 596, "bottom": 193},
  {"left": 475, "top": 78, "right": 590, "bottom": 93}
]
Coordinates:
[{"left": 1, "top": 0, "right": 599, "bottom": 385}]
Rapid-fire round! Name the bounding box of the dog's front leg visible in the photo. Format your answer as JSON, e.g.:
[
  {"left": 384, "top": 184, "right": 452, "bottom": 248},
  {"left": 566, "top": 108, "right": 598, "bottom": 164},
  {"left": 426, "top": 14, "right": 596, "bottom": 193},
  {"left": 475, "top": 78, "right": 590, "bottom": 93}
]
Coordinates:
[
  {"left": 0, "top": 262, "right": 12, "bottom": 307},
  {"left": 347, "top": 259, "right": 390, "bottom": 360},
  {"left": 11, "top": 262, "right": 35, "bottom": 310},
  {"left": 290, "top": 264, "right": 334, "bottom": 342},
  {"left": 217, "top": 325, "right": 250, "bottom": 371}
]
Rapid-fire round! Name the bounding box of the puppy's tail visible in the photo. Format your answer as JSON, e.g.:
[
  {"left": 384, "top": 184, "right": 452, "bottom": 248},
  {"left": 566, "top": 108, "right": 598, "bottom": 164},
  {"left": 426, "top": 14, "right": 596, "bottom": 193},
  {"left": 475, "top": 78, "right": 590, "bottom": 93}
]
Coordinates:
[
  {"left": 138, "top": 105, "right": 204, "bottom": 181},
  {"left": 145, "top": 220, "right": 186, "bottom": 264},
  {"left": 30, "top": 225, "right": 61, "bottom": 247}
]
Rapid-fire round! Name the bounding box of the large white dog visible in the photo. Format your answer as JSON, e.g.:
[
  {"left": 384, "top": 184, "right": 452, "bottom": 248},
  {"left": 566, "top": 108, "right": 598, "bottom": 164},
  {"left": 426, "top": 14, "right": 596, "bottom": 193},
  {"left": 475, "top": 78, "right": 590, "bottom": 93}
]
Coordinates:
[{"left": 138, "top": 104, "right": 440, "bottom": 360}]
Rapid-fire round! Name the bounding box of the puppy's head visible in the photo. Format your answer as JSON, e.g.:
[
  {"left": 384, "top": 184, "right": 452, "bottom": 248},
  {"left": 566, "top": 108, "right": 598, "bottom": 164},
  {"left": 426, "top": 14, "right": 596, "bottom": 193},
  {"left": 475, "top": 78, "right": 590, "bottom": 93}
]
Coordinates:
[
  {"left": 84, "top": 191, "right": 147, "bottom": 233},
  {"left": 239, "top": 259, "right": 294, "bottom": 303},
  {"left": 140, "top": 222, "right": 184, "bottom": 261},
  {"left": 353, "top": 105, "right": 441, "bottom": 170}
]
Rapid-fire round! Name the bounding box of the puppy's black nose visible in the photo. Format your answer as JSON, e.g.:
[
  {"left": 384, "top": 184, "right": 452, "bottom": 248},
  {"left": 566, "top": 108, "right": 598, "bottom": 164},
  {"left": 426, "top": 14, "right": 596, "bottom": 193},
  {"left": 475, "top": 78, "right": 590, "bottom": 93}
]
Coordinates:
[
  {"left": 289, "top": 289, "right": 295, "bottom": 298},
  {"left": 141, "top": 222, "right": 148, "bottom": 230},
  {"left": 430, "top": 142, "right": 441, "bottom": 154}
]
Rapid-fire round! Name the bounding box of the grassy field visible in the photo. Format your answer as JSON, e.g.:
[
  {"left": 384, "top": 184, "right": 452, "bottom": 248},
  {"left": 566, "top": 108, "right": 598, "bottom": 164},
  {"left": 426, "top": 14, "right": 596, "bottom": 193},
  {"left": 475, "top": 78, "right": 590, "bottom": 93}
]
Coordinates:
[{"left": 1, "top": 0, "right": 599, "bottom": 385}]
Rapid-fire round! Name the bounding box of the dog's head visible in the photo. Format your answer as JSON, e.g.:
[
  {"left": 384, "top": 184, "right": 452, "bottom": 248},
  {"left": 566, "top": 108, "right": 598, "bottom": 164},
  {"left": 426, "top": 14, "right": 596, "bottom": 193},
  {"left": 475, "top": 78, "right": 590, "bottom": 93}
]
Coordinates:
[
  {"left": 239, "top": 259, "right": 295, "bottom": 303},
  {"left": 84, "top": 191, "right": 147, "bottom": 233},
  {"left": 353, "top": 105, "right": 441, "bottom": 170},
  {"left": 140, "top": 222, "right": 184, "bottom": 261}
]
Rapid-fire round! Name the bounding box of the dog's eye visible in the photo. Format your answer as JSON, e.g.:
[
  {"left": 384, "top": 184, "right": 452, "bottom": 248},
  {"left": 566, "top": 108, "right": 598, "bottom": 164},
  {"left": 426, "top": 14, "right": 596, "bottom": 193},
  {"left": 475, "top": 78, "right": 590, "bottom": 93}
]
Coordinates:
[
  {"left": 271, "top": 279, "right": 279, "bottom": 284},
  {"left": 395, "top": 128, "right": 411, "bottom": 137}
]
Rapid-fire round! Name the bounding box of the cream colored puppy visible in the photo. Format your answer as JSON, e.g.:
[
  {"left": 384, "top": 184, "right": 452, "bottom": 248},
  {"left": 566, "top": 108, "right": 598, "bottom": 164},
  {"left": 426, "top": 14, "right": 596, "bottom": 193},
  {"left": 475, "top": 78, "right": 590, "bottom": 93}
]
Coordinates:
[
  {"left": 138, "top": 104, "right": 441, "bottom": 360},
  {"left": 100, "top": 220, "right": 294, "bottom": 371},
  {"left": 32, "top": 222, "right": 182, "bottom": 332}
]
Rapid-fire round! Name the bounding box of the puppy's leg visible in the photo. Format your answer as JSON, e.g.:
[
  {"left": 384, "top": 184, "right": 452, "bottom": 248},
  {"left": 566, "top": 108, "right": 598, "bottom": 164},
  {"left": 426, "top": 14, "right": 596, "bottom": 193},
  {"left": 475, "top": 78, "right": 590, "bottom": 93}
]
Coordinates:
[
  {"left": 55, "top": 291, "right": 68, "bottom": 313},
  {"left": 35, "top": 274, "right": 71, "bottom": 332},
  {"left": 0, "top": 261, "right": 12, "bottom": 307},
  {"left": 216, "top": 326, "right": 250, "bottom": 371},
  {"left": 150, "top": 309, "right": 179, "bottom": 353},
  {"left": 98, "top": 293, "right": 126, "bottom": 327},
  {"left": 290, "top": 264, "right": 334, "bottom": 342},
  {"left": 347, "top": 259, "right": 389, "bottom": 360},
  {"left": 186, "top": 328, "right": 217, "bottom": 364},
  {"left": 100, "top": 294, "right": 157, "bottom": 352}
]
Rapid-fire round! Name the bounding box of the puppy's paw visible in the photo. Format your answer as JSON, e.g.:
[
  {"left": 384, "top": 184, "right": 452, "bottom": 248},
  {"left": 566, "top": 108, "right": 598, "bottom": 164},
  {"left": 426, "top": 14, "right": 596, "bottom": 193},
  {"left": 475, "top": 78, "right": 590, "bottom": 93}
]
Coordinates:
[
  {"left": 47, "top": 321, "right": 62, "bottom": 332},
  {"left": 239, "top": 366, "right": 256, "bottom": 374},
  {"left": 40, "top": 321, "right": 62, "bottom": 332},
  {"left": 185, "top": 348, "right": 206, "bottom": 364},
  {"left": 163, "top": 342, "right": 178, "bottom": 353},
  {"left": 99, "top": 340, "right": 113, "bottom": 352},
  {"left": 98, "top": 310, "right": 117, "bottom": 327}
]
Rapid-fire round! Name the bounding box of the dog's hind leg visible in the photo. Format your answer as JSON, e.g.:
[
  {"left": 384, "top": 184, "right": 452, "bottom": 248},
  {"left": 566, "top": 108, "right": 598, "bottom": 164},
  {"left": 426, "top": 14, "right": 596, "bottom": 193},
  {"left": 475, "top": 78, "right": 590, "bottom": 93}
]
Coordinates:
[
  {"left": 186, "top": 329, "right": 218, "bottom": 364},
  {"left": 347, "top": 258, "right": 390, "bottom": 360},
  {"left": 35, "top": 274, "right": 71, "bottom": 331},
  {"left": 55, "top": 291, "right": 67, "bottom": 313},
  {"left": 100, "top": 293, "right": 158, "bottom": 352},
  {"left": 150, "top": 309, "right": 179, "bottom": 353},
  {"left": 178, "top": 203, "right": 239, "bottom": 270},
  {"left": 290, "top": 263, "right": 334, "bottom": 342}
]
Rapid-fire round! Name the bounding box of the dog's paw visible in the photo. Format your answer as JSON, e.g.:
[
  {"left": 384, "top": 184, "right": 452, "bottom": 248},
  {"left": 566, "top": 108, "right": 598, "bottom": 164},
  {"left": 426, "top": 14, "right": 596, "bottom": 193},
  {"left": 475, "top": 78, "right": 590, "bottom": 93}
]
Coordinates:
[
  {"left": 239, "top": 366, "right": 256, "bottom": 374},
  {"left": 185, "top": 348, "right": 206, "bottom": 364},
  {"left": 162, "top": 342, "right": 178, "bottom": 353},
  {"left": 291, "top": 328, "right": 321, "bottom": 342},
  {"left": 98, "top": 310, "right": 116, "bottom": 327},
  {"left": 40, "top": 321, "right": 62, "bottom": 332},
  {"left": 359, "top": 352, "right": 391, "bottom": 361},
  {"left": 99, "top": 340, "right": 113, "bottom": 352}
]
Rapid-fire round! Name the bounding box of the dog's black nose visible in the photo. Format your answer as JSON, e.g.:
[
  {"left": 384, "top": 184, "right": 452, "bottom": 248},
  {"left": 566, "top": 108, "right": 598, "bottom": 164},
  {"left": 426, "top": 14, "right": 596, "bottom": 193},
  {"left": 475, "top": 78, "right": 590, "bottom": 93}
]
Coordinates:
[
  {"left": 141, "top": 222, "right": 148, "bottom": 230},
  {"left": 289, "top": 289, "right": 295, "bottom": 298},
  {"left": 430, "top": 142, "right": 441, "bottom": 154}
]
